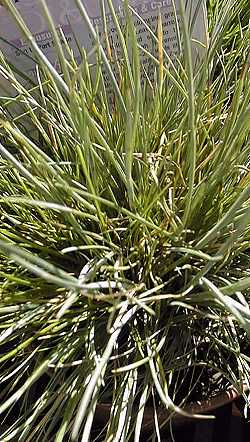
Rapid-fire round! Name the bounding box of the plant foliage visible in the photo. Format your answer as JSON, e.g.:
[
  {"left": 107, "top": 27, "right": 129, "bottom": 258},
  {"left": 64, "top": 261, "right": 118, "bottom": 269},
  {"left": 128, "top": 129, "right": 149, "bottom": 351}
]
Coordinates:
[{"left": 0, "top": 0, "right": 250, "bottom": 440}]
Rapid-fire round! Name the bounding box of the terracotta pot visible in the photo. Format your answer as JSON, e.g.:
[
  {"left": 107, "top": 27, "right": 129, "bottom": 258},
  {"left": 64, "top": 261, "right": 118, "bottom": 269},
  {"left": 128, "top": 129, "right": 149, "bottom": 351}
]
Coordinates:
[{"left": 94, "top": 386, "right": 243, "bottom": 432}]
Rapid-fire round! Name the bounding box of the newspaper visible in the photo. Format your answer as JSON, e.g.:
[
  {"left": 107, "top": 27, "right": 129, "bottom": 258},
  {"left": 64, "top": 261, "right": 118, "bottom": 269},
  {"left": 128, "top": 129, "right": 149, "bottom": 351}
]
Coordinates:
[{"left": 0, "top": 1, "right": 207, "bottom": 78}]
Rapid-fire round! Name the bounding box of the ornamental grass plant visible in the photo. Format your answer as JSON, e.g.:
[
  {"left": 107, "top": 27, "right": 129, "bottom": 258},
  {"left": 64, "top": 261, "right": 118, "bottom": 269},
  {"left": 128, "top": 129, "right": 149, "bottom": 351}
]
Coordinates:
[{"left": 0, "top": 0, "right": 250, "bottom": 440}]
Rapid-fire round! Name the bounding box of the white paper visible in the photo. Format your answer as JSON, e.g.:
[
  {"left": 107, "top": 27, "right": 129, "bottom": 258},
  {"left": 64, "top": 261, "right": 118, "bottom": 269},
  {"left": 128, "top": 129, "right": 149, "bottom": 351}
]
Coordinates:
[{"left": 0, "top": 1, "right": 207, "bottom": 80}]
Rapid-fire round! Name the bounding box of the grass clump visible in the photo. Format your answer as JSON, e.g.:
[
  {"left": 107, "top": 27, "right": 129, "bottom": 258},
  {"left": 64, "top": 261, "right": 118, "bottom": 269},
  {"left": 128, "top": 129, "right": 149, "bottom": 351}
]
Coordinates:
[{"left": 0, "top": 0, "right": 250, "bottom": 440}]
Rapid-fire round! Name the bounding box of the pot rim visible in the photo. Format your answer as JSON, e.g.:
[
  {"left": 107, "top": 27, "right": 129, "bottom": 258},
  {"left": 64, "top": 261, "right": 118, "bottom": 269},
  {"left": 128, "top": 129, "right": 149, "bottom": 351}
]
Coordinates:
[{"left": 95, "top": 384, "right": 248, "bottom": 431}]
